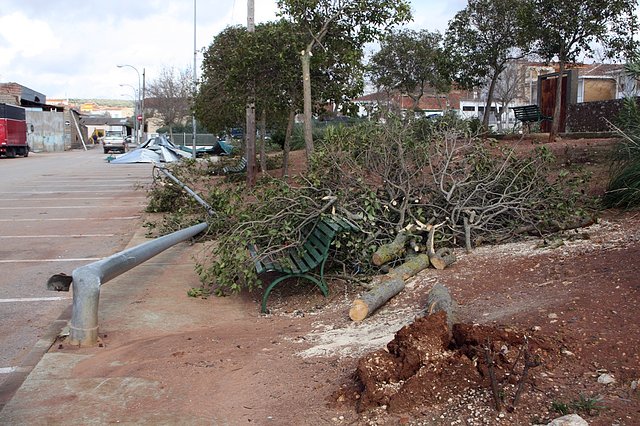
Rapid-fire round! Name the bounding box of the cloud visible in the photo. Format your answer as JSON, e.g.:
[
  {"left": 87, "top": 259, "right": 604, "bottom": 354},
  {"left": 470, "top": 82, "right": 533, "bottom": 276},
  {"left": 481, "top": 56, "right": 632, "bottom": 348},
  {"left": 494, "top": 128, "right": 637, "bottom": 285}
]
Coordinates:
[
  {"left": 0, "top": 0, "right": 463, "bottom": 99},
  {"left": 408, "top": 0, "right": 466, "bottom": 32},
  {"left": 0, "top": 12, "right": 61, "bottom": 65}
]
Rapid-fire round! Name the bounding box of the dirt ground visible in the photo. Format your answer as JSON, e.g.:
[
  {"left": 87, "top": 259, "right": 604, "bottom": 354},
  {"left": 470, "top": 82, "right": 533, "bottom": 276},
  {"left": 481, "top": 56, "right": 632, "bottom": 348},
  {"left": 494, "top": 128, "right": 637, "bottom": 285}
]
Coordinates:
[{"left": 63, "top": 137, "right": 639, "bottom": 425}]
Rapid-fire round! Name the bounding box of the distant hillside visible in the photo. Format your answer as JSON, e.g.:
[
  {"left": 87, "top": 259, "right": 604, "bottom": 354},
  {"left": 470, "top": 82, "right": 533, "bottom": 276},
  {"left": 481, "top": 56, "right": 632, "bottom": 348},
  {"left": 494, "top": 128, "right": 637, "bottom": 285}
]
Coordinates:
[{"left": 68, "top": 99, "right": 134, "bottom": 107}]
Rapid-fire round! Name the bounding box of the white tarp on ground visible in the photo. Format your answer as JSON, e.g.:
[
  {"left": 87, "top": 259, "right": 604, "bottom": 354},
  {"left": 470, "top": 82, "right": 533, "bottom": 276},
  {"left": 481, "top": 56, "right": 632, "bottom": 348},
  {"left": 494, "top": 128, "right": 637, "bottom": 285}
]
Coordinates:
[{"left": 109, "top": 135, "right": 188, "bottom": 164}]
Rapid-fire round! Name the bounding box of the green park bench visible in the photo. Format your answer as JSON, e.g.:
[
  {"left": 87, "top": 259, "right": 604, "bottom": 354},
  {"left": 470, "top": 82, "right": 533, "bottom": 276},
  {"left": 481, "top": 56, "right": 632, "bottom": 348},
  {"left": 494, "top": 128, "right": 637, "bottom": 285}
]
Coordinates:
[
  {"left": 512, "top": 104, "right": 552, "bottom": 133},
  {"left": 249, "top": 216, "right": 359, "bottom": 313},
  {"left": 223, "top": 157, "right": 247, "bottom": 174}
]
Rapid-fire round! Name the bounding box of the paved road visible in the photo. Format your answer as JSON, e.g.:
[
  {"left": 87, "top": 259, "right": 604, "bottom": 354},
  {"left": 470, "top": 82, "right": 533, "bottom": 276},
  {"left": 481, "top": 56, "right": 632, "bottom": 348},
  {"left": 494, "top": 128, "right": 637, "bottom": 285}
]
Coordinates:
[{"left": 0, "top": 148, "right": 153, "bottom": 389}]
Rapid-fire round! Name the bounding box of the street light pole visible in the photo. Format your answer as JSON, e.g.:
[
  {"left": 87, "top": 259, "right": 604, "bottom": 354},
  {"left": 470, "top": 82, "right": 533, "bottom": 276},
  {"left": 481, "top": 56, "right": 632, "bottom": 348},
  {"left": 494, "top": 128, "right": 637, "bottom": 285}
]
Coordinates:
[
  {"left": 120, "top": 84, "right": 138, "bottom": 146},
  {"left": 141, "top": 68, "right": 146, "bottom": 143},
  {"left": 117, "top": 64, "right": 142, "bottom": 146},
  {"left": 246, "top": 0, "right": 256, "bottom": 187},
  {"left": 192, "top": 0, "right": 197, "bottom": 159}
]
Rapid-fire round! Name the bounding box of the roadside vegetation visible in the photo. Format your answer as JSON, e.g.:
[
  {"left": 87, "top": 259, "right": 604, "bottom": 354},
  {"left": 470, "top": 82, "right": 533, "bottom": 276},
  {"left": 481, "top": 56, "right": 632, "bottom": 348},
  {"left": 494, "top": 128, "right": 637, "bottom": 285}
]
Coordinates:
[{"left": 604, "top": 54, "right": 640, "bottom": 209}]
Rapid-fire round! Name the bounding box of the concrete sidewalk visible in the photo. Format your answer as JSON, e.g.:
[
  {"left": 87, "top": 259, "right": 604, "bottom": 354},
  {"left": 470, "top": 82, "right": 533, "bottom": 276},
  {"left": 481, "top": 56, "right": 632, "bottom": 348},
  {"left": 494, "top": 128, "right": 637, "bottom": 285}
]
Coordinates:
[{"left": 0, "top": 230, "right": 249, "bottom": 425}]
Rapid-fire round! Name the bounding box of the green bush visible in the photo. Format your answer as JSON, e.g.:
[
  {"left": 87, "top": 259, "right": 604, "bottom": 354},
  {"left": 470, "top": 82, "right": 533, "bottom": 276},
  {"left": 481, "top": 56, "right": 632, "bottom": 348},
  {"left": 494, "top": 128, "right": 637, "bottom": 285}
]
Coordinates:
[{"left": 604, "top": 96, "right": 640, "bottom": 209}]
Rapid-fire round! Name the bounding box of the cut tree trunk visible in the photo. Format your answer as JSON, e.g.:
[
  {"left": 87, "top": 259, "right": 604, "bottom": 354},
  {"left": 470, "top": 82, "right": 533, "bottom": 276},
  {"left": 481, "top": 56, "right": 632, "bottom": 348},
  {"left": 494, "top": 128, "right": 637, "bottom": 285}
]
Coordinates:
[
  {"left": 350, "top": 254, "right": 430, "bottom": 321},
  {"left": 349, "top": 275, "right": 405, "bottom": 322},
  {"left": 372, "top": 232, "right": 409, "bottom": 266},
  {"left": 429, "top": 247, "right": 456, "bottom": 270},
  {"left": 424, "top": 283, "right": 455, "bottom": 328},
  {"left": 389, "top": 253, "right": 431, "bottom": 280},
  {"left": 426, "top": 223, "right": 456, "bottom": 270}
]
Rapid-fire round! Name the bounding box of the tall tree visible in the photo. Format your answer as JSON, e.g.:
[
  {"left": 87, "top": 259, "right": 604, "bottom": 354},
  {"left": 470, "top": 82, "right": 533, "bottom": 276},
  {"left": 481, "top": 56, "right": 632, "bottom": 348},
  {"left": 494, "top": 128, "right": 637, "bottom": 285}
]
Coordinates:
[
  {"left": 277, "top": 0, "right": 412, "bottom": 157},
  {"left": 528, "top": 0, "right": 639, "bottom": 141},
  {"left": 251, "top": 20, "right": 306, "bottom": 177},
  {"left": 492, "top": 60, "right": 527, "bottom": 130},
  {"left": 146, "top": 66, "right": 193, "bottom": 139},
  {"left": 196, "top": 21, "right": 306, "bottom": 176},
  {"left": 368, "top": 29, "right": 451, "bottom": 113},
  {"left": 197, "top": 26, "right": 253, "bottom": 136},
  {"left": 445, "top": 0, "right": 530, "bottom": 131}
]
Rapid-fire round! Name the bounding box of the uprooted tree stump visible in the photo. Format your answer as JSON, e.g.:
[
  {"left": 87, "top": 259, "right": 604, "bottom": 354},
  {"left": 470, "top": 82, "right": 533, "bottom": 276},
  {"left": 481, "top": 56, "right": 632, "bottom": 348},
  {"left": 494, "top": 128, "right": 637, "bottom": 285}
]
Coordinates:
[{"left": 353, "top": 292, "right": 550, "bottom": 415}]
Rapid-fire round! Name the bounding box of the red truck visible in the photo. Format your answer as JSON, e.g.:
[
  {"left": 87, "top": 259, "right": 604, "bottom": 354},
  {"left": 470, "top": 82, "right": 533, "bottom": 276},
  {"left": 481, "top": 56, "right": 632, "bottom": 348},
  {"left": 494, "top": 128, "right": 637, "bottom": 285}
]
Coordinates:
[{"left": 0, "top": 103, "right": 29, "bottom": 157}]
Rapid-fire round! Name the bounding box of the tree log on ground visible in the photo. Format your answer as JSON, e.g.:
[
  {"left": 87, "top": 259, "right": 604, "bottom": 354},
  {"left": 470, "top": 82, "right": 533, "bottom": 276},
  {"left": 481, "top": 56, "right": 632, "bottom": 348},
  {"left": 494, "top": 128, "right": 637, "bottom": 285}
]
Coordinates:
[
  {"left": 350, "top": 254, "right": 430, "bottom": 321},
  {"left": 390, "top": 253, "right": 431, "bottom": 280},
  {"left": 429, "top": 247, "right": 456, "bottom": 270},
  {"left": 426, "top": 223, "right": 456, "bottom": 270},
  {"left": 500, "top": 216, "right": 597, "bottom": 242},
  {"left": 372, "top": 231, "right": 409, "bottom": 266}
]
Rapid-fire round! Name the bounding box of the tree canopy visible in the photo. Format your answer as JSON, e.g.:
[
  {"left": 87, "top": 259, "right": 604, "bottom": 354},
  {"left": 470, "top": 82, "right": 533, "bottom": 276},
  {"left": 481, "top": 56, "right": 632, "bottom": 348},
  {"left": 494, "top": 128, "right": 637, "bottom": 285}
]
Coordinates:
[
  {"left": 445, "top": 0, "right": 530, "bottom": 131},
  {"left": 195, "top": 26, "right": 247, "bottom": 137},
  {"left": 195, "top": 22, "right": 306, "bottom": 135},
  {"left": 368, "top": 29, "right": 451, "bottom": 113},
  {"left": 277, "top": 0, "right": 412, "bottom": 155}
]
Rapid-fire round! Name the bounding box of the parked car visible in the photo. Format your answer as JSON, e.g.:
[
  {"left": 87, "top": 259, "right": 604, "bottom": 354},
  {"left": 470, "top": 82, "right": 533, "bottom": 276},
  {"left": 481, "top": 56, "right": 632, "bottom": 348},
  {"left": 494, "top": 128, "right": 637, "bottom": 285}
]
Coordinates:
[{"left": 102, "top": 130, "right": 127, "bottom": 154}]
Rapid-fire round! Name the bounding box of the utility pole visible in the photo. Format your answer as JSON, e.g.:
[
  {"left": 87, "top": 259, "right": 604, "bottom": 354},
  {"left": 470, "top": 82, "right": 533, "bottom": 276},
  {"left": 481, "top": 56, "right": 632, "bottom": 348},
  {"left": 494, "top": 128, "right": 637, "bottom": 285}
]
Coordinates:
[
  {"left": 141, "top": 68, "right": 146, "bottom": 142},
  {"left": 192, "top": 0, "right": 198, "bottom": 159},
  {"left": 246, "top": 0, "right": 256, "bottom": 187},
  {"left": 117, "top": 64, "right": 142, "bottom": 146}
]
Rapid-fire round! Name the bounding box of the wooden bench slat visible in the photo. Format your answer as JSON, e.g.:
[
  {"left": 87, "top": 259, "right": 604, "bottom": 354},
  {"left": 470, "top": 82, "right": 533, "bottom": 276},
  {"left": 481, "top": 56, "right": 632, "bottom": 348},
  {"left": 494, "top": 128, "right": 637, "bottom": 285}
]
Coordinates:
[
  {"left": 315, "top": 222, "right": 337, "bottom": 240},
  {"left": 285, "top": 257, "right": 302, "bottom": 274},
  {"left": 223, "top": 157, "right": 248, "bottom": 174},
  {"left": 300, "top": 249, "right": 320, "bottom": 270},
  {"left": 289, "top": 251, "right": 310, "bottom": 272},
  {"left": 331, "top": 216, "right": 358, "bottom": 231},
  {"left": 512, "top": 105, "right": 552, "bottom": 123},
  {"left": 301, "top": 240, "right": 325, "bottom": 262},
  {"left": 248, "top": 244, "right": 266, "bottom": 274},
  {"left": 271, "top": 259, "right": 294, "bottom": 274},
  {"left": 323, "top": 218, "right": 341, "bottom": 232},
  {"left": 306, "top": 233, "right": 330, "bottom": 255}
]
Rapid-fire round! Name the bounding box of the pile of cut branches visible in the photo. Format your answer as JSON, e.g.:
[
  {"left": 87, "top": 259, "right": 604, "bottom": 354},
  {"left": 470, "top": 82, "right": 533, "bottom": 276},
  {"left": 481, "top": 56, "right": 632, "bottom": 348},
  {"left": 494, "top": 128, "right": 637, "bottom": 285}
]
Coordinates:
[
  {"left": 309, "top": 116, "right": 592, "bottom": 258},
  {"left": 145, "top": 115, "right": 594, "bottom": 296}
]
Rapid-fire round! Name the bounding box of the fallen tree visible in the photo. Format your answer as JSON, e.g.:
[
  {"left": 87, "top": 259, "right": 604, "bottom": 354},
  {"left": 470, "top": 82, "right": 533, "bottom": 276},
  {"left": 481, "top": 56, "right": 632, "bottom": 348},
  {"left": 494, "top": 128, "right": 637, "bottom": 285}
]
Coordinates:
[{"left": 161, "top": 116, "right": 597, "bottom": 300}]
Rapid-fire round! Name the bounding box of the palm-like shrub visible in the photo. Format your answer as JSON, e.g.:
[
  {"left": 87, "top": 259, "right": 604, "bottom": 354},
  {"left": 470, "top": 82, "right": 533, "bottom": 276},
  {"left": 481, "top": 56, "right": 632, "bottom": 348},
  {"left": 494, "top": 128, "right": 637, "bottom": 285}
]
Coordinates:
[{"left": 604, "top": 57, "right": 640, "bottom": 209}]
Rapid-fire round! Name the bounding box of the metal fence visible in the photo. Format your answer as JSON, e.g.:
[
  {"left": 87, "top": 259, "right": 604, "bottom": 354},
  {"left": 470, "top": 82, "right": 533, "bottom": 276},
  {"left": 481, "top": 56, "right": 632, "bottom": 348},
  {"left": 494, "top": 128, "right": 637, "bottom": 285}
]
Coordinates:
[{"left": 170, "top": 133, "right": 218, "bottom": 146}]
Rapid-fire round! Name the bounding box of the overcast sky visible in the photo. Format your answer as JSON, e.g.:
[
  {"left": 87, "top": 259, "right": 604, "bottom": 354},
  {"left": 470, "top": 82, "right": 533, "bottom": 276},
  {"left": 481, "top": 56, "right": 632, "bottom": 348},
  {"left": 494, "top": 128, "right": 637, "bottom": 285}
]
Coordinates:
[{"left": 0, "top": 0, "right": 466, "bottom": 100}]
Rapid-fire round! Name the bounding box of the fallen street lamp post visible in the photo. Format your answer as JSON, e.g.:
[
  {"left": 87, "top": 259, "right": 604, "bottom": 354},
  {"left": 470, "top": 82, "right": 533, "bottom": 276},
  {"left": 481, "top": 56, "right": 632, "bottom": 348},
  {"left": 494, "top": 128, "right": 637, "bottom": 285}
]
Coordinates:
[
  {"left": 47, "top": 222, "right": 208, "bottom": 346},
  {"left": 155, "top": 166, "right": 216, "bottom": 216}
]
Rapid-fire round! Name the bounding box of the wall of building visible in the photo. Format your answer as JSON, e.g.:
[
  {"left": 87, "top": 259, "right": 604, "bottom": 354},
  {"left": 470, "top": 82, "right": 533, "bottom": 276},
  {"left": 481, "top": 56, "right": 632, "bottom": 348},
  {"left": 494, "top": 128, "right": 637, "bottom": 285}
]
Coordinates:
[
  {"left": 66, "top": 110, "right": 89, "bottom": 149},
  {"left": 566, "top": 96, "right": 639, "bottom": 132},
  {"left": 26, "top": 110, "right": 66, "bottom": 152}
]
